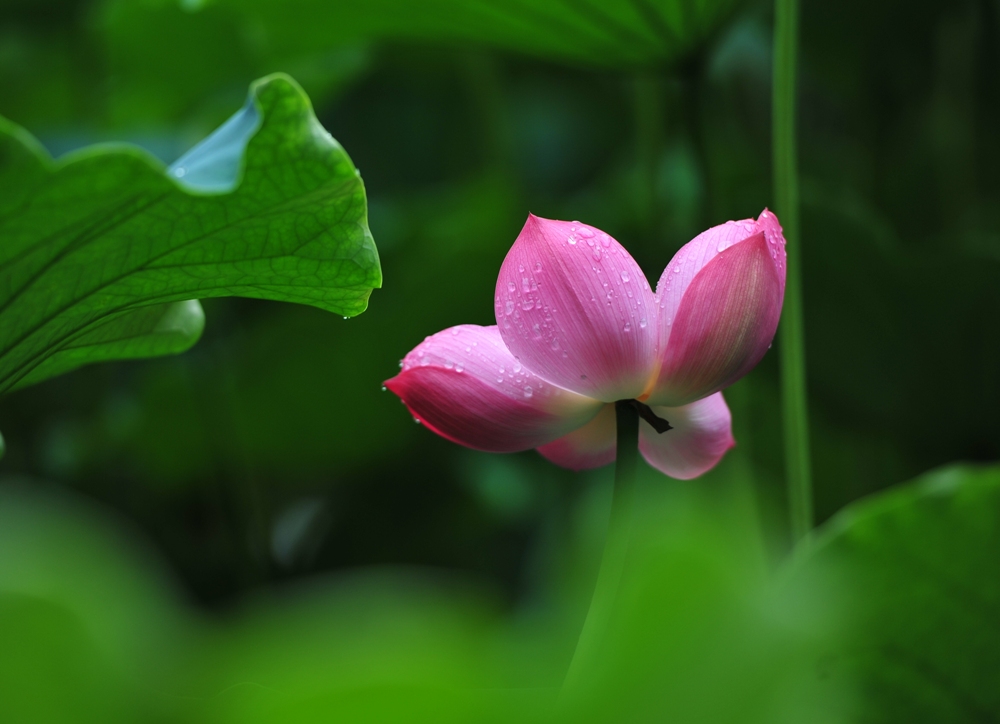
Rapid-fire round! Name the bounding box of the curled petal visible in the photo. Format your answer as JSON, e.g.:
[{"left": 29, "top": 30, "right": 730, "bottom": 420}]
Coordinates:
[
  {"left": 385, "top": 325, "right": 602, "bottom": 453},
  {"left": 647, "top": 210, "right": 786, "bottom": 406},
  {"left": 638, "top": 393, "right": 734, "bottom": 480},
  {"left": 495, "top": 215, "right": 657, "bottom": 403},
  {"left": 537, "top": 403, "right": 616, "bottom": 471}
]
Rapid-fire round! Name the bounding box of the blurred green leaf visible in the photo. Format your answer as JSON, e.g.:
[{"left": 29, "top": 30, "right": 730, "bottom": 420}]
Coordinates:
[
  {"left": 793, "top": 463, "right": 1000, "bottom": 722},
  {"left": 0, "top": 73, "right": 380, "bottom": 393},
  {"left": 211, "top": 0, "right": 743, "bottom": 68},
  {"left": 102, "top": 0, "right": 742, "bottom": 92}
]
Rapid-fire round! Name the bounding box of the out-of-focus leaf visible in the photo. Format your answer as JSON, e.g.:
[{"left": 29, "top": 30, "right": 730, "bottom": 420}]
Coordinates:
[
  {"left": 103, "top": 0, "right": 742, "bottom": 86},
  {"left": 555, "top": 472, "right": 852, "bottom": 724},
  {"left": 0, "top": 73, "right": 380, "bottom": 393},
  {"left": 216, "top": 0, "right": 744, "bottom": 68},
  {"left": 792, "top": 464, "right": 1000, "bottom": 722},
  {"left": 0, "top": 480, "right": 190, "bottom": 723}
]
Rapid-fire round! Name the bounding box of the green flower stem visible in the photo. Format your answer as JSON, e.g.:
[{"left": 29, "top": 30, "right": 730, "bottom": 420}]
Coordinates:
[
  {"left": 562, "top": 400, "right": 640, "bottom": 692},
  {"left": 773, "top": 0, "right": 813, "bottom": 543}
]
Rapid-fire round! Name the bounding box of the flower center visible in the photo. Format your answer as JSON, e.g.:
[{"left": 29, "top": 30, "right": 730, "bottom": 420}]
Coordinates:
[{"left": 618, "top": 399, "right": 672, "bottom": 434}]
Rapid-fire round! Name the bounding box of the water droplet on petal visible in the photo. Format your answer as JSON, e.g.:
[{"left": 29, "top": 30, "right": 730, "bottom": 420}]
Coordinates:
[
  {"left": 578, "top": 227, "right": 594, "bottom": 238},
  {"left": 523, "top": 386, "right": 533, "bottom": 398},
  {"left": 381, "top": 385, "right": 387, "bottom": 391},
  {"left": 505, "top": 300, "right": 515, "bottom": 315},
  {"left": 507, "top": 281, "right": 516, "bottom": 293},
  {"left": 550, "top": 338, "right": 560, "bottom": 351},
  {"left": 534, "top": 261, "right": 542, "bottom": 272},
  {"left": 623, "top": 322, "right": 632, "bottom": 332},
  {"left": 639, "top": 318, "right": 647, "bottom": 329},
  {"left": 620, "top": 272, "right": 630, "bottom": 282},
  {"left": 521, "top": 299, "right": 534, "bottom": 311},
  {"left": 455, "top": 364, "right": 464, "bottom": 373}
]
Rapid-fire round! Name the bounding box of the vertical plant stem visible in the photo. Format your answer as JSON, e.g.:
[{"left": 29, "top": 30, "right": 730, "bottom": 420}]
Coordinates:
[
  {"left": 562, "top": 400, "right": 640, "bottom": 693},
  {"left": 773, "top": 0, "right": 813, "bottom": 543}
]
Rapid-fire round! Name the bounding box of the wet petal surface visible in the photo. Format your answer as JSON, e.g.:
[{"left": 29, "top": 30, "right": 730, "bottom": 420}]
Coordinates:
[
  {"left": 647, "top": 211, "right": 786, "bottom": 406},
  {"left": 495, "top": 215, "right": 657, "bottom": 403},
  {"left": 385, "top": 325, "right": 602, "bottom": 453}
]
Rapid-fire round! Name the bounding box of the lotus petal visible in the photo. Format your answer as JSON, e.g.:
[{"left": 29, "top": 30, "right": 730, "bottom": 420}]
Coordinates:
[
  {"left": 639, "top": 393, "right": 734, "bottom": 479},
  {"left": 495, "top": 215, "right": 657, "bottom": 403},
  {"left": 646, "top": 211, "right": 785, "bottom": 406},
  {"left": 385, "top": 325, "right": 602, "bottom": 453}
]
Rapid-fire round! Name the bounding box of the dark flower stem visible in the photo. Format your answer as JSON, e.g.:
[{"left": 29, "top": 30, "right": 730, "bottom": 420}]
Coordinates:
[
  {"left": 562, "top": 400, "right": 640, "bottom": 692},
  {"left": 773, "top": 0, "right": 814, "bottom": 544}
]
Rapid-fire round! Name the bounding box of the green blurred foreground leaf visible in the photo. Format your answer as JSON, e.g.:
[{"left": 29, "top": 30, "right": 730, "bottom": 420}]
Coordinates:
[
  {"left": 0, "top": 73, "right": 379, "bottom": 393},
  {"left": 793, "top": 464, "right": 1000, "bottom": 722},
  {"left": 0, "top": 474, "right": 851, "bottom": 724}
]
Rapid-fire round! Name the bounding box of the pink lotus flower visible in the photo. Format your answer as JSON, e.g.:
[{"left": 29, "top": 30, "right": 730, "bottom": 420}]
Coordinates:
[{"left": 385, "top": 211, "right": 786, "bottom": 479}]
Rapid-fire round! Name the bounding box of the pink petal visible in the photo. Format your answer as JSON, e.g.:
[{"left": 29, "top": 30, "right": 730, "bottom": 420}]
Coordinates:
[
  {"left": 536, "top": 403, "right": 616, "bottom": 471},
  {"left": 495, "top": 215, "right": 657, "bottom": 403},
  {"left": 639, "top": 393, "right": 735, "bottom": 480},
  {"left": 646, "top": 210, "right": 786, "bottom": 406},
  {"left": 385, "top": 325, "right": 602, "bottom": 453}
]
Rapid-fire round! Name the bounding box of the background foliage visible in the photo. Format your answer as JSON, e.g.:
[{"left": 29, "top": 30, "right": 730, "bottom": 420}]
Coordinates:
[{"left": 0, "top": 0, "right": 998, "bottom": 720}]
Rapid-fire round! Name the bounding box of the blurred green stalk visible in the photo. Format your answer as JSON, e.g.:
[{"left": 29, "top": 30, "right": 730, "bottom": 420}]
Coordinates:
[
  {"left": 773, "top": 0, "right": 813, "bottom": 543},
  {"left": 562, "top": 400, "right": 639, "bottom": 692}
]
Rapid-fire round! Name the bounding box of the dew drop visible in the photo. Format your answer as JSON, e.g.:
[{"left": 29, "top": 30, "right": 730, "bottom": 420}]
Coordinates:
[
  {"left": 522, "top": 277, "right": 531, "bottom": 292},
  {"left": 507, "top": 281, "right": 516, "bottom": 293},
  {"left": 523, "top": 386, "right": 533, "bottom": 398},
  {"left": 534, "top": 261, "right": 542, "bottom": 272},
  {"left": 381, "top": 385, "right": 387, "bottom": 391},
  {"left": 567, "top": 235, "right": 577, "bottom": 245},
  {"left": 623, "top": 322, "right": 632, "bottom": 332},
  {"left": 505, "top": 300, "right": 515, "bottom": 315},
  {"left": 499, "top": 366, "right": 505, "bottom": 374},
  {"left": 455, "top": 364, "right": 464, "bottom": 373},
  {"left": 639, "top": 318, "right": 648, "bottom": 329},
  {"left": 521, "top": 299, "right": 534, "bottom": 311},
  {"left": 620, "top": 271, "right": 630, "bottom": 282},
  {"left": 550, "top": 338, "right": 560, "bottom": 351},
  {"left": 578, "top": 227, "right": 594, "bottom": 238},
  {"left": 600, "top": 234, "right": 611, "bottom": 248},
  {"left": 518, "top": 264, "right": 524, "bottom": 272},
  {"left": 592, "top": 248, "right": 602, "bottom": 260}
]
